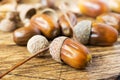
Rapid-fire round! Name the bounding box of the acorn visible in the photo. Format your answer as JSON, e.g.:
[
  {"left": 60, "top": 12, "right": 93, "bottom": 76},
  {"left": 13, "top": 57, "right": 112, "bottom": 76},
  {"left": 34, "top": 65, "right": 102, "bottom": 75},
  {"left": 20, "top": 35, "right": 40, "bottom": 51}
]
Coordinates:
[
  {"left": 17, "top": 4, "right": 37, "bottom": 25},
  {"left": 78, "top": 0, "right": 109, "bottom": 17},
  {"left": 105, "top": 0, "right": 120, "bottom": 13},
  {"left": 0, "top": 0, "right": 17, "bottom": 12},
  {"left": 40, "top": 0, "right": 56, "bottom": 8},
  {"left": 89, "top": 22, "right": 118, "bottom": 46},
  {"left": 30, "top": 9, "right": 60, "bottom": 40},
  {"left": 58, "top": 12, "right": 77, "bottom": 37},
  {"left": 13, "top": 25, "right": 40, "bottom": 46},
  {"left": 96, "top": 13, "right": 120, "bottom": 32},
  {"left": 0, "top": 12, "right": 18, "bottom": 32},
  {"left": 50, "top": 36, "right": 91, "bottom": 69},
  {"left": 73, "top": 20, "right": 118, "bottom": 46},
  {"left": 27, "top": 35, "right": 49, "bottom": 55}
]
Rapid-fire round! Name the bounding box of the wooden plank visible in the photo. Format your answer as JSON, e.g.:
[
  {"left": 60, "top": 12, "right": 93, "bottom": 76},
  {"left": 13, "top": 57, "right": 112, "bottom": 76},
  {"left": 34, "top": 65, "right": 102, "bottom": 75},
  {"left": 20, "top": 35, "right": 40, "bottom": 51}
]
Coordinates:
[{"left": 0, "top": 31, "right": 120, "bottom": 80}]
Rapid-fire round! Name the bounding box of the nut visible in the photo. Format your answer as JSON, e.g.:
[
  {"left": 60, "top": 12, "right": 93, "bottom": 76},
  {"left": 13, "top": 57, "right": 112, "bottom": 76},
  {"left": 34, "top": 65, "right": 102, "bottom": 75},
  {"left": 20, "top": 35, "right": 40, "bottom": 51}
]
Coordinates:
[
  {"left": 105, "top": 0, "right": 120, "bottom": 13},
  {"left": 30, "top": 14, "right": 60, "bottom": 40},
  {"left": 73, "top": 20, "right": 118, "bottom": 46},
  {"left": 17, "top": 4, "right": 37, "bottom": 24},
  {"left": 0, "top": 12, "right": 18, "bottom": 32},
  {"left": 89, "top": 22, "right": 118, "bottom": 46},
  {"left": 50, "top": 36, "right": 91, "bottom": 69},
  {"left": 0, "top": 19, "right": 15, "bottom": 32},
  {"left": 13, "top": 25, "right": 40, "bottom": 46},
  {"left": 59, "top": 12, "right": 77, "bottom": 37},
  {"left": 78, "top": 0, "right": 109, "bottom": 17},
  {"left": 96, "top": 13, "right": 120, "bottom": 32},
  {"left": 40, "top": 8, "right": 58, "bottom": 23},
  {"left": 27, "top": 35, "right": 49, "bottom": 55}
]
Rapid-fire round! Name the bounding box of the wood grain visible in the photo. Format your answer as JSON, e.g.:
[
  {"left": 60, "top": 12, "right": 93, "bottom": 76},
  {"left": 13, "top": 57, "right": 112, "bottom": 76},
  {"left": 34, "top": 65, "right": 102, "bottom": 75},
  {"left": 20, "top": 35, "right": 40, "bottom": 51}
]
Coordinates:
[{"left": 0, "top": 31, "right": 120, "bottom": 80}]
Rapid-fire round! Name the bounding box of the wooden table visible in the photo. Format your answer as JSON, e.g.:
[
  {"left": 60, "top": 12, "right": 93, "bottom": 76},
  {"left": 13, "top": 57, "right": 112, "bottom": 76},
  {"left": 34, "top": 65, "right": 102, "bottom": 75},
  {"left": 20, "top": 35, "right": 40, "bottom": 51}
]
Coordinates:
[{"left": 0, "top": 31, "right": 120, "bottom": 80}]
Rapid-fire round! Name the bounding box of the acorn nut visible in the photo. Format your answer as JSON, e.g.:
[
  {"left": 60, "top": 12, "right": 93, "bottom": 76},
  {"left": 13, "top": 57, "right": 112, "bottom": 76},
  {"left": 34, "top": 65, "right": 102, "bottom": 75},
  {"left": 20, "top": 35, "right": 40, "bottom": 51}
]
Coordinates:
[
  {"left": 50, "top": 36, "right": 91, "bottom": 69},
  {"left": 30, "top": 13, "right": 60, "bottom": 40},
  {"left": 59, "top": 12, "right": 77, "bottom": 37},
  {"left": 78, "top": 0, "right": 109, "bottom": 17},
  {"left": 96, "top": 13, "right": 120, "bottom": 32},
  {"left": 90, "top": 22, "right": 118, "bottom": 46},
  {"left": 13, "top": 25, "right": 40, "bottom": 46},
  {"left": 73, "top": 20, "right": 118, "bottom": 46},
  {"left": 0, "top": 12, "right": 18, "bottom": 32}
]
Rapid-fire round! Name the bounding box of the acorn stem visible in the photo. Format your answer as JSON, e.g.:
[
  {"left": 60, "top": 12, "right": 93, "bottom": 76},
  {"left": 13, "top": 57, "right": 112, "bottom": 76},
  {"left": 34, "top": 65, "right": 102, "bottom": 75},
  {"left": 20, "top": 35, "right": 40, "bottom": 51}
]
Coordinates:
[
  {"left": 59, "top": 3, "right": 78, "bottom": 42},
  {"left": 0, "top": 47, "right": 49, "bottom": 79}
]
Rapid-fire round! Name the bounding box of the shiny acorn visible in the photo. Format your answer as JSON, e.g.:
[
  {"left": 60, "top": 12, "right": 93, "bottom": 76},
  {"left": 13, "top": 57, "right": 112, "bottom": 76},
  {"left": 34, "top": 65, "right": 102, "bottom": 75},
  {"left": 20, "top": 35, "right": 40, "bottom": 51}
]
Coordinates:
[
  {"left": 58, "top": 12, "right": 77, "bottom": 37},
  {"left": 73, "top": 20, "right": 118, "bottom": 46},
  {"left": 105, "top": 0, "right": 120, "bottom": 13},
  {"left": 96, "top": 13, "right": 120, "bottom": 32},
  {"left": 13, "top": 25, "right": 40, "bottom": 46},
  {"left": 50, "top": 36, "right": 91, "bottom": 69},
  {"left": 78, "top": 0, "right": 109, "bottom": 17},
  {"left": 30, "top": 11, "right": 60, "bottom": 40}
]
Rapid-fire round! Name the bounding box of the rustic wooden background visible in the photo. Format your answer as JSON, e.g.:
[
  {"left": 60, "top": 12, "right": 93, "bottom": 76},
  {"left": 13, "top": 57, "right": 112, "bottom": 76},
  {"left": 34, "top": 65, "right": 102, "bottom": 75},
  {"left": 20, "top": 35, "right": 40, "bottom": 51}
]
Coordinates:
[{"left": 0, "top": 31, "right": 120, "bottom": 80}]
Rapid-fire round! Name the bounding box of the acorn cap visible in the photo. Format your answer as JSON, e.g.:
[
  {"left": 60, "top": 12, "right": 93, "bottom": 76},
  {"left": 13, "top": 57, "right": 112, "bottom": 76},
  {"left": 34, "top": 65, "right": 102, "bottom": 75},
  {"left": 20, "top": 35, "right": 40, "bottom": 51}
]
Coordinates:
[
  {"left": 17, "top": 4, "right": 36, "bottom": 23},
  {"left": 73, "top": 20, "right": 92, "bottom": 44},
  {"left": 49, "top": 36, "right": 68, "bottom": 63},
  {"left": 27, "top": 35, "right": 49, "bottom": 55}
]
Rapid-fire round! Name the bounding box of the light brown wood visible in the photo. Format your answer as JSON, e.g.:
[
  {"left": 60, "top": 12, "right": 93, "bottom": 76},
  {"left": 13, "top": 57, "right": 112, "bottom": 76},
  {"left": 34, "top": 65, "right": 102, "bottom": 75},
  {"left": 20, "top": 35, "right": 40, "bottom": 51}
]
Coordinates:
[{"left": 0, "top": 31, "right": 120, "bottom": 80}]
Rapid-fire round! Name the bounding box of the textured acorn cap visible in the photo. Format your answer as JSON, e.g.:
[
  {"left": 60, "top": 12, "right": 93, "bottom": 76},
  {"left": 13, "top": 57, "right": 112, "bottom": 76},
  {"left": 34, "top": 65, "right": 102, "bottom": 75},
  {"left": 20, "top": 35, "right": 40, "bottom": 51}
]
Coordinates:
[
  {"left": 73, "top": 20, "right": 92, "bottom": 44},
  {"left": 49, "top": 36, "right": 68, "bottom": 63},
  {"left": 27, "top": 35, "right": 49, "bottom": 55}
]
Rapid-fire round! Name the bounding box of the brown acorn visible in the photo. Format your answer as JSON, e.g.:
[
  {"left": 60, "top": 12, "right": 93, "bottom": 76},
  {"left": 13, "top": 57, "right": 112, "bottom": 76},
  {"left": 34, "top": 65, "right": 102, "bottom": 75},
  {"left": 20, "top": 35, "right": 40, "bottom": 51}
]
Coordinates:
[
  {"left": 13, "top": 25, "right": 40, "bottom": 46},
  {"left": 59, "top": 12, "right": 77, "bottom": 37},
  {"left": 0, "top": 12, "right": 20, "bottom": 32},
  {"left": 30, "top": 13, "right": 60, "bottom": 40},
  {"left": 73, "top": 20, "right": 118, "bottom": 46},
  {"left": 105, "top": 0, "right": 120, "bottom": 13},
  {"left": 78, "top": 0, "right": 109, "bottom": 17},
  {"left": 89, "top": 22, "right": 118, "bottom": 46},
  {"left": 50, "top": 36, "right": 91, "bottom": 69},
  {"left": 96, "top": 13, "right": 120, "bottom": 32}
]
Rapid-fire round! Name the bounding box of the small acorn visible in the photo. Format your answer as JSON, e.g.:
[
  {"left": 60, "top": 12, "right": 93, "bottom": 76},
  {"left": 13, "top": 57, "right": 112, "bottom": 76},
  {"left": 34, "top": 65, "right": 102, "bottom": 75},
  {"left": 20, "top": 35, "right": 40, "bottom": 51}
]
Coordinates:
[
  {"left": 17, "top": 4, "right": 37, "bottom": 24},
  {"left": 73, "top": 20, "right": 118, "bottom": 46},
  {"left": 105, "top": 0, "right": 120, "bottom": 13},
  {"left": 0, "top": 12, "right": 18, "bottom": 32},
  {"left": 96, "top": 13, "right": 120, "bottom": 32},
  {"left": 13, "top": 25, "right": 40, "bottom": 46},
  {"left": 78, "top": 0, "right": 109, "bottom": 17},
  {"left": 50, "top": 36, "right": 91, "bottom": 69},
  {"left": 27, "top": 35, "right": 49, "bottom": 55},
  {"left": 58, "top": 12, "right": 77, "bottom": 37},
  {"left": 89, "top": 22, "right": 118, "bottom": 46},
  {"left": 40, "top": 0, "right": 56, "bottom": 8},
  {"left": 30, "top": 13, "right": 60, "bottom": 40}
]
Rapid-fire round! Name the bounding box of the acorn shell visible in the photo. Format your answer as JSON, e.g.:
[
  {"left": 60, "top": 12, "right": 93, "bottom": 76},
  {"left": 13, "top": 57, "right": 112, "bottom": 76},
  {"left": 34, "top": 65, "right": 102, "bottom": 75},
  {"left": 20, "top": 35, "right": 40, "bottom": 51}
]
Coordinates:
[
  {"left": 40, "top": 8, "right": 58, "bottom": 23},
  {"left": 17, "top": 4, "right": 36, "bottom": 23},
  {"left": 73, "top": 20, "right": 92, "bottom": 44},
  {"left": 27, "top": 35, "right": 49, "bottom": 55},
  {"left": 49, "top": 36, "right": 68, "bottom": 63}
]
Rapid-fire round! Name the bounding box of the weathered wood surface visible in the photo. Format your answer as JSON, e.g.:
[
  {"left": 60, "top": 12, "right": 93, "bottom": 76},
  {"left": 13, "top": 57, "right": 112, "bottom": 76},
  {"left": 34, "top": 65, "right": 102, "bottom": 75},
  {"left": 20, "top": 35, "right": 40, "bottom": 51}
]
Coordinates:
[{"left": 0, "top": 31, "right": 120, "bottom": 80}]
